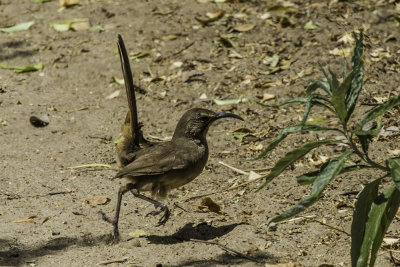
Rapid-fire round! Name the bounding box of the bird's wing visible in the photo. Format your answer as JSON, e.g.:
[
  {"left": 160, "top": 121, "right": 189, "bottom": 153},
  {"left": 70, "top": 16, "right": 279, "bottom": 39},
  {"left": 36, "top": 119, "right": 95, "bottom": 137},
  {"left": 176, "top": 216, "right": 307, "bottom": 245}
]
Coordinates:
[{"left": 115, "top": 142, "right": 191, "bottom": 178}]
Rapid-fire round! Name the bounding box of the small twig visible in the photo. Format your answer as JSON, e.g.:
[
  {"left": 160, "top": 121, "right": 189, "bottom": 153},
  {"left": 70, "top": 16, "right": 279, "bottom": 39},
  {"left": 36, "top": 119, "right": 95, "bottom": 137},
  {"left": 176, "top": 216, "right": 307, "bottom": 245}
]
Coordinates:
[
  {"left": 286, "top": 215, "right": 316, "bottom": 223},
  {"left": 67, "top": 163, "right": 112, "bottom": 169},
  {"left": 219, "top": 161, "right": 249, "bottom": 175},
  {"left": 31, "top": 191, "right": 74, "bottom": 198},
  {"left": 309, "top": 218, "right": 350, "bottom": 236},
  {"left": 182, "top": 176, "right": 263, "bottom": 202},
  {"left": 189, "top": 238, "right": 259, "bottom": 263},
  {"left": 63, "top": 106, "right": 88, "bottom": 113},
  {"left": 172, "top": 41, "right": 194, "bottom": 56},
  {"left": 173, "top": 202, "right": 188, "bottom": 212},
  {"left": 98, "top": 257, "right": 128, "bottom": 265}
]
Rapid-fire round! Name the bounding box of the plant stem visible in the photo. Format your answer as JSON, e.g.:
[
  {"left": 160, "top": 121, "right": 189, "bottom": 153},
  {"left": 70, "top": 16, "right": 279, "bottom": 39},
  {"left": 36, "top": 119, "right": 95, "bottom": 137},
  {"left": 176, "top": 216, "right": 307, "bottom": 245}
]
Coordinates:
[{"left": 343, "top": 126, "right": 388, "bottom": 171}]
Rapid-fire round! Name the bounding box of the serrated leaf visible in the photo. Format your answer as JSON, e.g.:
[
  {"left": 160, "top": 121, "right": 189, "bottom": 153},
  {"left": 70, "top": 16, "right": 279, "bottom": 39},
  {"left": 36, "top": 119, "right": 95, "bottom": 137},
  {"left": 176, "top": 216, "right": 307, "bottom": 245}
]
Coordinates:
[
  {"left": 351, "top": 178, "right": 381, "bottom": 267},
  {"left": 270, "top": 151, "right": 352, "bottom": 223},
  {"left": 0, "top": 21, "right": 34, "bottom": 33},
  {"left": 256, "top": 140, "right": 339, "bottom": 190},
  {"left": 388, "top": 158, "right": 400, "bottom": 192},
  {"left": 253, "top": 125, "right": 340, "bottom": 160},
  {"left": 356, "top": 185, "right": 400, "bottom": 267},
  {"left": 356, "top": 95, "right": 400, "bottom": 131}
]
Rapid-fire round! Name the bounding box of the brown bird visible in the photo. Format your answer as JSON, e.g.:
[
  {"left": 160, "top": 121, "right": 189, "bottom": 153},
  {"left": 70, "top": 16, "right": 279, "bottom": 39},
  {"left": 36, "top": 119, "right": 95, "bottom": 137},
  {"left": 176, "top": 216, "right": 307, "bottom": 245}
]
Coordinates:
[{"left": 100, "top": 36, "right": 243, "bottom": 240}]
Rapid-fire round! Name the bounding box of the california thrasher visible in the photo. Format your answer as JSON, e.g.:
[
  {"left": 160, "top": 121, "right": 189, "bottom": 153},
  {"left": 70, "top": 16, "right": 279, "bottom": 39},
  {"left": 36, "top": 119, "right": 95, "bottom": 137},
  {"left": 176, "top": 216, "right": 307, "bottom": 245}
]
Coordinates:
[{"left": 100, "top": 35, "right": 243, "bottom": 240}]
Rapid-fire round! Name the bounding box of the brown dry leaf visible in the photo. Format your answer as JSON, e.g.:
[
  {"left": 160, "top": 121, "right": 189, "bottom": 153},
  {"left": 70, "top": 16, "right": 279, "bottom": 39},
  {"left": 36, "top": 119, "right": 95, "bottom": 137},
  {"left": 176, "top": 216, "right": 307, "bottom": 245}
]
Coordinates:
[
  {"left": 265, "top": 262, "right": 303, "bottom": 267},
  {"left": 59, "top": 0, "right": 79, "bottom": 7},
  {"left": 42, "top": 216, "right": 51, "bottom": 224},
  {"left": 199, "top": 197, "right": 221, "bottom": 213},
  {"left": 233, "top": 23, "right": 255, "bottom": 32},
  {"left": 12, "top": 215, "right": 37, "bottom": 223},
  {"left": 308, "top": 154, "right": 329, "bottom": 167},
  {"left": 195, "top": 11, "right": 224, "bottom": 25},
  {"left": 86, "top": 195, "right": 110, "bottom": 206}
]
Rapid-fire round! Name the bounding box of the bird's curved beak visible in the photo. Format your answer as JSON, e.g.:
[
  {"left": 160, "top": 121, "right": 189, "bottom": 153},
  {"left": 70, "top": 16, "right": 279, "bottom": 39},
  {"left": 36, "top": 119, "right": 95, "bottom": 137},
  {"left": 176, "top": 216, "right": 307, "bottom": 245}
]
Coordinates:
[{"left": 214, "top": 112, "right": 244, "bottom": 121}]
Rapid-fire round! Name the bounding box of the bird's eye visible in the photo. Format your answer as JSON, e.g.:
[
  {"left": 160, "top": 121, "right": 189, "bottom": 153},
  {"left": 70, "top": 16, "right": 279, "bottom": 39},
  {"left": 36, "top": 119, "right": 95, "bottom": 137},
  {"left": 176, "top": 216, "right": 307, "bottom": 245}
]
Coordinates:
[{"left": 199, "top": 116, "right": 208, "bottom": 122}]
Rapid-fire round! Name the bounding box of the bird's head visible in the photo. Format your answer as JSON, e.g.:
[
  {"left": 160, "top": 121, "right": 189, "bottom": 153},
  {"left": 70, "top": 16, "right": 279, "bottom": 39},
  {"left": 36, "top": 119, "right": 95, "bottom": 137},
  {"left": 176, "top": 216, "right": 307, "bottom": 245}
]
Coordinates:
[{"left": 172, "top": 108, "right": 244, "bottom": 141}]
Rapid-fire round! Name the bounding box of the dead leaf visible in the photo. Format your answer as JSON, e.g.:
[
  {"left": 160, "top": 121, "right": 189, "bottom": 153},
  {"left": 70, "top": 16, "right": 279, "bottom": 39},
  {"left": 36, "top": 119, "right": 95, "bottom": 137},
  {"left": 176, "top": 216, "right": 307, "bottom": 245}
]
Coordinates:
[
  {"left": 86, "top": 195, "right": 110, "bottom": 206},
  {"left": 195, "top": 11, "right": 224, "bottom": 25},
  {"left": 71, "top": 21, "right": 91, "bottom": 31},
  {"left": 42, "top": 216, "right": 51, "bottom": 223},
  {"left": 59, "top": 0, "right": 79, "bottom": 7},
  {"left": 106, "top": 90, "right": 120, "bottom": 99},
  {"left": 128, "top": 229, "right": 148, "bottom": 238},
  {"left": 263, "top": 93, "right": 275, "bottom": 101},
  {"left": 199, "top": 197, "right": 221, "bottom": 213},
  {"left": 248, "top": 171, "right": 261, "bottom": 181},
  {"left": 12, "top": 215, "right": 37, "bottom": 223},
  {"left": 265, "top": 262, "right": 303, "bottom": 267},
  {"left": 388, "top": 148, "right": 400, "bottom": 156},
  {"left": 233, "top": 23, "right": 255, "bottom": 32}
]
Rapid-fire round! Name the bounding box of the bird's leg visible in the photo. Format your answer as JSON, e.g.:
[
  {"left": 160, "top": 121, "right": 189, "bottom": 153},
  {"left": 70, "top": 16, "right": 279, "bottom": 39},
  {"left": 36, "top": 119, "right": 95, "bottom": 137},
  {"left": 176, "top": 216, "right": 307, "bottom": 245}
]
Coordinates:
[
  {"left": 130, "top": 188, "right": 170, "bottom": 226},
  {"left": 99, "top": 183, "right": 135, "bottom": 240}
]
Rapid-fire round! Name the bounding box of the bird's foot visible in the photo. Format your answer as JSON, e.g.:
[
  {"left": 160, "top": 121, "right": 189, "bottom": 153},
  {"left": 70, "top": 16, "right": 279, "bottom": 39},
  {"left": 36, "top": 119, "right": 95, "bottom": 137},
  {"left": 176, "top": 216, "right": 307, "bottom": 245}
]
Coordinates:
[
  {"left": 98, "top": 211, "right": 121, "bottom": 242},
  {"left": 145, "top": 204, "right": 170, "bottom": 226}
]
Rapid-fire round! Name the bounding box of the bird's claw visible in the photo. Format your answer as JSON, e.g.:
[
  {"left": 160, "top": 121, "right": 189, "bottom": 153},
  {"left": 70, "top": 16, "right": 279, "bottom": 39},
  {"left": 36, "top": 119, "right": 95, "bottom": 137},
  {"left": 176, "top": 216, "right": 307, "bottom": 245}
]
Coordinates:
[{"left": 145, "top": 205, "right": 170, "bottom": 226}]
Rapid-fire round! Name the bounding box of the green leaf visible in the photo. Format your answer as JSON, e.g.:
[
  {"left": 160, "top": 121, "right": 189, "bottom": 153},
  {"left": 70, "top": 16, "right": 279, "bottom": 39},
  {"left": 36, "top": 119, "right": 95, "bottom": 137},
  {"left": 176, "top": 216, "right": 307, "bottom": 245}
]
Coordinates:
[
  {"left": 351, "top": 178, "right": 381, "bottom": 267},
  {"left": 306, "top": 80, "right": 331, "bottom": 96},
  {"left": 388, "top": 158, "right": 400, "bottom": 192},
  {"left": 356, "top": 94, "right": 400, "bottom": 131},
  {"left": 256, "top": 140, "right": 338, "bottom": 190},
  {"left": 304, "top": 20, "right": 318, "bottom": 30},
  {"left": 331, "top": 63, "right": 362, "bottom": 124},
  {"left": 356, "top": 185, "right": 400, "bottom": 267},
  {"left": 253, "top": 125, "right": 340, "bottom": 160},
  {"left": 345, "top": 33, "right": 364, "bottom": 122},
  {"left": 270, "top": 151, "right": 352, "bottom": 223},
  {"left": 0, "top": 62, "right": 43, "bottom": 73},
  {"left": 0, "top": 21, "right": 35, "bottom": 33},
  {"left": 297, "top": 164, "right": 370, "bottom": 185}
]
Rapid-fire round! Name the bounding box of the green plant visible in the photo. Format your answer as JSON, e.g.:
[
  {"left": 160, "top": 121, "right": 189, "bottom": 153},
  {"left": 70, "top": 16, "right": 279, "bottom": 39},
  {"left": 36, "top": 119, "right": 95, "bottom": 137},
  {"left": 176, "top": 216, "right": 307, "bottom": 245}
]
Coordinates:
[{"left": 256, "top": 32, "right": 400, "bottom": 267}]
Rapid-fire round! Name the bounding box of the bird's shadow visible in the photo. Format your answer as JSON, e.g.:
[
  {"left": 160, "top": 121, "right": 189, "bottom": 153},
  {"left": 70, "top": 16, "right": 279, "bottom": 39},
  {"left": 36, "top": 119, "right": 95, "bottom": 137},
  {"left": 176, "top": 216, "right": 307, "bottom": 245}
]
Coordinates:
[{"left": 146, "top": 222, "right": 243, "bottom": 244}]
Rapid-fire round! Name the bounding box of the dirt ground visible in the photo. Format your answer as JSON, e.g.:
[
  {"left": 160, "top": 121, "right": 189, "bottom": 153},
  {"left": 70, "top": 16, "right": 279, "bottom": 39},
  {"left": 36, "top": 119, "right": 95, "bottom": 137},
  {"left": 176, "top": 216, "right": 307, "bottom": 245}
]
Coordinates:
[{"left": 1, "top": 0, "right": 400, "bottom": 266}]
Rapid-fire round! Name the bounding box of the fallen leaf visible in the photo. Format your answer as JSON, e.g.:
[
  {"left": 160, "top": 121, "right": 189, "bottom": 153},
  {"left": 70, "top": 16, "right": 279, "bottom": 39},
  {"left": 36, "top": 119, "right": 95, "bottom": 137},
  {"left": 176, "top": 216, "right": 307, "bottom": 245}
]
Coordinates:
[
  {"left": 199, "top": 197, "right": 221, "bottom": 213},
  {"left": 106, "top": 90, "right": 120, "bottom": 99},
  {"left": 128, "top": 230, "right": 148, "bottom": 238},
  {"left": 263, "top": 93, "right": 275, "bottom": 101},
  {"left": 248, "top": 171, "right": 261, "bottom": 181},
  {"left": 0, "top": 62, "right": 43, "bottom": 73},
  {"left": 86, "top": 195, "right": 110, "bottom": 206},
  {"left": 233, "top": 23, "right": 255, "bottom": 32},
  {"left": 112, "top": 77, "right": 124, "bottom": 85},
  {"left": 59, "top": 0, "right": 79, "bottom": 7},
  {"left": 42, "top": 216, "right": 51, "bottom": 223},
  {"left": 0, "top": 21, "right": 35, "bottom": 33},
  {"left": 71, "top": 21, "right": 90, "bottom": 31},
  {"left": 50, "top": 18, "right": 89, "bottom": 32},
  {"left": 304, "top": 20, "right": 317, "bottom": 30},
  {"left": 213, "top": 98, "right": 248, "bottom": 105},
  {"left": 388, "top": 149, "right": 400, "bottom": 156},
  {"left": 195, "top": 11, "right": 224, "bottom": 25},
  {"left": 12, "top": 215, "right": 37, "bottom": 223}
]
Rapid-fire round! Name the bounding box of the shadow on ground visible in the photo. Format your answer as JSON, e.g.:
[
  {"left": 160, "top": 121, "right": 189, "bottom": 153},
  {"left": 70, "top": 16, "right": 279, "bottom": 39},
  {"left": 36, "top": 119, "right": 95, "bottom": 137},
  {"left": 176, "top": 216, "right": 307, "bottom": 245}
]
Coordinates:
[
  {"left": 146, "top": 222, "right": 243, "bottom": 244},
  {"left": 0, "top": 234, "right": 108, "bottom": 266}
]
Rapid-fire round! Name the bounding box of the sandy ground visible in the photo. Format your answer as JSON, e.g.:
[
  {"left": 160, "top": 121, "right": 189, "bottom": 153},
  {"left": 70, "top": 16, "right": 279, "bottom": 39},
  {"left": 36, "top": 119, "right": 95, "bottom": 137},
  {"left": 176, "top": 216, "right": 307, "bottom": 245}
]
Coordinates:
[{"left": 1, "top": 0, "right": 400, "bottom": 266}]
